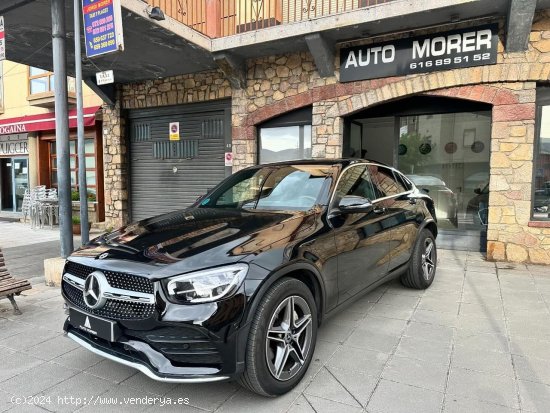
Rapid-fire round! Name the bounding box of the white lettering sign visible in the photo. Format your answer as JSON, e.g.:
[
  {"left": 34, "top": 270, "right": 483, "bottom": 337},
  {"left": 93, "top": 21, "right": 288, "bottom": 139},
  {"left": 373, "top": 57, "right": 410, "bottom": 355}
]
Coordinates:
[
  {"left": 345, "top": 45, "right": 396, "bottom": 68},
  {"left": 0, "top": 124, "right": 26, "bottom": 135},
  {"left": 96, "top": 70, "right": 114, "bottom": 85},
  {"left": 411, "top": 29, "right": 493, "bottom": 59},
  {"left": 0, "top": 140, "right": 28, "bottom": 156}
]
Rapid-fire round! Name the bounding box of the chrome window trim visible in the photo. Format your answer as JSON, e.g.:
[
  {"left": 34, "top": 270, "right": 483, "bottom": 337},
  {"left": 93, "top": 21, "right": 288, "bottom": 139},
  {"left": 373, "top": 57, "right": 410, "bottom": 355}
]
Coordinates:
[{"left": 328, "top": 162, "right": 413, "bottom": 209}]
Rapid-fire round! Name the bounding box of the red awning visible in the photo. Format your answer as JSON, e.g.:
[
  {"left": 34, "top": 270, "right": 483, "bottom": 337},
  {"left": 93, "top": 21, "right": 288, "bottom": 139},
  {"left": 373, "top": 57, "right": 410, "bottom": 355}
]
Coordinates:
[{"left": 0, "top": 106, "right": 101, "bottom": 135}]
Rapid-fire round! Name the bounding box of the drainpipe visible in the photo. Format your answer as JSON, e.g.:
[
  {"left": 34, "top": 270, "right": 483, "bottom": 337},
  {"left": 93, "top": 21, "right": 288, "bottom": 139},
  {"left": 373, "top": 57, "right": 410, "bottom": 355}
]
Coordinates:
[
  {"left": 74, "top": 0, "right": 89, "bottom": 245},
  {"left": 51, "top": 0, "right": 74, "bottom": 257}
]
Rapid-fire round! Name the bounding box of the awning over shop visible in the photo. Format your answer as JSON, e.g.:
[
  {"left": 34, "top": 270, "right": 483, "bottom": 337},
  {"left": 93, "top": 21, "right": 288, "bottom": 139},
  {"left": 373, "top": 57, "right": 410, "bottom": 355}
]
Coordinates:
[{"left": 0, "top": 106, "right": 101, "bottom": 136}]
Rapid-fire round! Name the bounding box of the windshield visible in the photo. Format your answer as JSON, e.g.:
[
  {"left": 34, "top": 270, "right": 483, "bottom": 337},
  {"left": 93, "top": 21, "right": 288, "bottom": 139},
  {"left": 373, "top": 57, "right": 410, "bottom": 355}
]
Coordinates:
[{"left": 199, "top": 165, "right": 332, "bottom": 211}]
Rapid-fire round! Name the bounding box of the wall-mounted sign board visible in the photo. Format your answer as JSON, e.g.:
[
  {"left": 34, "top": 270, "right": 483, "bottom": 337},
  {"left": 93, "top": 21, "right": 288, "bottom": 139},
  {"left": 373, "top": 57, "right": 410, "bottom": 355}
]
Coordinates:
[
  {"left": 340, "top": 24, "right": 498, "bottom": 82},
  {"left": 82, "top": 0, "right": 124, "bottom": 58},
  {"left": 169, "top": 122, "right": 180, "bottom": 141},
  {"left": 96, "top": 70, "right": 114, "bottom": 85}
]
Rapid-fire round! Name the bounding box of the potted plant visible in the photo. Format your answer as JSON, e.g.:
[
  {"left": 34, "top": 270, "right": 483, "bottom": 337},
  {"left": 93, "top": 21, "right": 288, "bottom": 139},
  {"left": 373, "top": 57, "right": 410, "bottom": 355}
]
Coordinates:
[
  {"left": 72, "top": 216, "right": 91, "bottom": 235},
  {"left": 72, "top": 190, "right": 98, "bottom": 222}
]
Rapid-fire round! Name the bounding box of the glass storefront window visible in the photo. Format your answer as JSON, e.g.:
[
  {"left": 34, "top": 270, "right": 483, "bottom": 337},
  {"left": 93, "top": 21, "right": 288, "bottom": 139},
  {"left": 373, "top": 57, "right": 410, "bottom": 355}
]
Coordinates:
[
  {"left": 49, "top": 138, "right": 97, "bottom": 198},
  {"left": 259, "top": 125, "right": 312, "bottom": 164},
  {"left": 346, "top": 98, "right": 492, "bottom": 251},
  {"left": 533, "top": 101, "right": 550, "bottom": 220}
]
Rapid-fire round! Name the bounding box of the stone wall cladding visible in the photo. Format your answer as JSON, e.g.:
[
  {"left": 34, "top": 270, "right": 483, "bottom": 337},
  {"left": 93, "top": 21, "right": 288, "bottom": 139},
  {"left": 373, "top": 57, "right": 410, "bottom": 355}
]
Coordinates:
[
  {"left": 102, "top": 92, "right": 129, "bottom": 229},
  {"left": 121, "top": 70, "right": 231, "bottom": 109},
  {"left": 104, "top": 10, "right": 550, "bottom": 263}
]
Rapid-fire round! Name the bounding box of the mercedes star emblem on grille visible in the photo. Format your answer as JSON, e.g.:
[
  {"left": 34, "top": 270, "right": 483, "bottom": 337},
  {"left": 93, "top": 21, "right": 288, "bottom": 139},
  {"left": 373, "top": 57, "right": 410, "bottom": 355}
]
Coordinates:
[{"left": 83, "top": 271, "right": 108, "bottom": 309}]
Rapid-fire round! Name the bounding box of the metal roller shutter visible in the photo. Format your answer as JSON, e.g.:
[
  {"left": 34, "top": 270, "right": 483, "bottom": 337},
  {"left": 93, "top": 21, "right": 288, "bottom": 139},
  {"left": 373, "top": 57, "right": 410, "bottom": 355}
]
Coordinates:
[{"left": 128, "top": 100, "right": 231, "bottom": 222}]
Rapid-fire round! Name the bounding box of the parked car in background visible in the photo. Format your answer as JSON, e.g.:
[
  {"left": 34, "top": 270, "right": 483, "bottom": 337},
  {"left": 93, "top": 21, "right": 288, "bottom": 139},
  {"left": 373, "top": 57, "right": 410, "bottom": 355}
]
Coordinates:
[
  {"left": 407, "top": 175, "right": 458, "bottom": 225},
  {"left": 467, "top": 182, "right": 489, "bottom": 225},
  {"left": 61, "top": 159, "right": 438, "bottom": 397},
  {"left": 534, "top": 181, "right": 550, "bottom": 218}
]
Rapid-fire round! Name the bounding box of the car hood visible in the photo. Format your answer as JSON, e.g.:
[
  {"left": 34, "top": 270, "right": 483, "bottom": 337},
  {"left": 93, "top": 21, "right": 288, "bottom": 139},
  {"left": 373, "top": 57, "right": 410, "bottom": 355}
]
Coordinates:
[{"left": 71, "top": 207, "right": 316, "bottom": 276}]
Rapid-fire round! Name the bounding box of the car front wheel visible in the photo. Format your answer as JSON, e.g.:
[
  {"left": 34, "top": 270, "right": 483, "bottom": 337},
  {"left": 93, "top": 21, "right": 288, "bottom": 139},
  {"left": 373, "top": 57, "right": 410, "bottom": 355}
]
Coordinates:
[
  {"left": 401, "top": 228, "right": 437, "bottom": 289},
  {"left": 239, "top": 278, "right": 317, "bottom": 397}
]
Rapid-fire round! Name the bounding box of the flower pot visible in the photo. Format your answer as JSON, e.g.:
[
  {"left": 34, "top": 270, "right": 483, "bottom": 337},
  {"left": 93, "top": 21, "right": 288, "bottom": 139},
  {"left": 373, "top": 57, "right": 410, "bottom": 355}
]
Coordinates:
[{"left": 72, "top": 223, "right": 91, "bottom": 235}]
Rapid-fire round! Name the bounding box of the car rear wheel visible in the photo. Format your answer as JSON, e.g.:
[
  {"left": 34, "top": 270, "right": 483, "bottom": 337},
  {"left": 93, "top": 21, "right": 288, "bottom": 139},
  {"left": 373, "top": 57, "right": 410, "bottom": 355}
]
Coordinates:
[
  {"left": 401, "top": 229, "right": 437, "bottom": 289},
  {"left": 238, "top": 278, "right": 317, "bottom": 397}
]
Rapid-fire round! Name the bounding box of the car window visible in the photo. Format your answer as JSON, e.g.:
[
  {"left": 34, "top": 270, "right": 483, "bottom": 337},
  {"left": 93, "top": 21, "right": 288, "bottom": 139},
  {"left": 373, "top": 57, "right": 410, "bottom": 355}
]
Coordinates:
[
  {"left": 368, "top": 165, "right": 406, "bottom": 198},
  {"left": 332, "top": 165, "right": 376, "bottom": 207},
  {"left": 394, "top": 172, "right": 413, "bottom": 191}
]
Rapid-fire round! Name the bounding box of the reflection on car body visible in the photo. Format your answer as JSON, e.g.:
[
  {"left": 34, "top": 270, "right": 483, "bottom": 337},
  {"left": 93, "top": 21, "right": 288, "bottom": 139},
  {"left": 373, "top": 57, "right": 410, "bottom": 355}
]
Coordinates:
[{"left": 61, "top": 159, "right": 438, "bottom": 397}]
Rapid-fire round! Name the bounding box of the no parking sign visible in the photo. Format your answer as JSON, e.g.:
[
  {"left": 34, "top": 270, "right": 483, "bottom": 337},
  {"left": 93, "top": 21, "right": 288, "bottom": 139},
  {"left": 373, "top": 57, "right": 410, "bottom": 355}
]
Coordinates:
[{"left": 225, "top": 152, "right": 233, "bottom": 167}]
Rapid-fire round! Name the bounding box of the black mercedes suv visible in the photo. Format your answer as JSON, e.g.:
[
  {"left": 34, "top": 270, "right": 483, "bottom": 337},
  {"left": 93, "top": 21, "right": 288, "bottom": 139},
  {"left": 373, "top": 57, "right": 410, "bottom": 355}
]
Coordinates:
[{"left": 62, "top": 159, "right": 437, "bottom": 396}]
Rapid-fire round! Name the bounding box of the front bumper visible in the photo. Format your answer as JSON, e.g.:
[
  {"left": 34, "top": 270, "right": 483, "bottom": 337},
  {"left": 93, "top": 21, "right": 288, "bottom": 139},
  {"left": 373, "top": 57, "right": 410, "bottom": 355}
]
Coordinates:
[
  {"left": 60, "top": 259, "right": 263, "bottom": 383},
  {"left": 65, "top": 326, "right": 229, "bottom": 383},
  {"left": 62, "top": 287, "right": 250, "bottom": 383}
]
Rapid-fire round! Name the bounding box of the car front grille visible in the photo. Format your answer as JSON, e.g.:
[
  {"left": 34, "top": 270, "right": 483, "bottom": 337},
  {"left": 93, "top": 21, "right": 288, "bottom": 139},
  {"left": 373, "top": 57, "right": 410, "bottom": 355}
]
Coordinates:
[
  {"left": 62, "top": 261, "right": 155, "bottom": 320},
  {"left": 65, "top": 261, "right": 154, "bottom": 294}
]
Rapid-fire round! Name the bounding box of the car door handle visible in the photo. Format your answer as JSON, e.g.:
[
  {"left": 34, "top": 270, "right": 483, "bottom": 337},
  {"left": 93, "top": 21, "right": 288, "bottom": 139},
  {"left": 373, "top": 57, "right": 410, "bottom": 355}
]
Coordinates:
[{"left": 373, "top": 206, "right": 386, "bottom": 214}]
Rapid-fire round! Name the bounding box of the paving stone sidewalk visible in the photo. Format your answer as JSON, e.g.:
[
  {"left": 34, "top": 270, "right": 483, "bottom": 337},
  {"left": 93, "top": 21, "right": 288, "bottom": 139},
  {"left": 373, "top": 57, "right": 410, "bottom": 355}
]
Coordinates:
[{"left": 0, "top": 249, "right": 550, "bottom": 413}]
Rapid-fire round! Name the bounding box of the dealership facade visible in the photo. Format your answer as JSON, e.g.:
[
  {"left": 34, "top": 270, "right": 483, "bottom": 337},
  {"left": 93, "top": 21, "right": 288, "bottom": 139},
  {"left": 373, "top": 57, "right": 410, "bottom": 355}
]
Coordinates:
[{"left": 3, "top": 0, "right": 549, "bottom": 263}]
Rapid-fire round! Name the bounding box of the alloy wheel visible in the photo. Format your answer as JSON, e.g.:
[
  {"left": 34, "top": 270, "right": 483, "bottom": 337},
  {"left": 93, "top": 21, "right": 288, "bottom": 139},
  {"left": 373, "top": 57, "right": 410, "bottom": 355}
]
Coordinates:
[
  {"left": 421, "top": 238, "right": 436, "bottom": 280},
  {"left": 265, "top": 295, "right": 313, "bottom": 382}
]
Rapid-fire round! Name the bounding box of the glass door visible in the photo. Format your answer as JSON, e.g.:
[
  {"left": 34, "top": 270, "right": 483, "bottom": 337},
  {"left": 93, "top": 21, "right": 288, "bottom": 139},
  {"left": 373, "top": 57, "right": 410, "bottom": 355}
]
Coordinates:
[
  {"left": 0, "top": 158, "right": 14, "bottom": 211},
  {"left": 345, "top": 99, "right": 492, "bottom": 251},
  {"left": 13, "top": 158, "right": 29, "bottom": 212},
  {"left": 0, "top": 158, "right": 28, "bottom": 212},
  {"left": 397, "top": 112, "right": 491, "bottom": 251}
]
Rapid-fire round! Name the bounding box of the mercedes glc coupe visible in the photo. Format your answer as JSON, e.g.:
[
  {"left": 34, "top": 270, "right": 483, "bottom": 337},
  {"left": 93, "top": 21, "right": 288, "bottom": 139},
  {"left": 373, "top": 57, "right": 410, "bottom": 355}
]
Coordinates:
[{"left": 61, "top": 159, "right": 438, "bottom": 397}]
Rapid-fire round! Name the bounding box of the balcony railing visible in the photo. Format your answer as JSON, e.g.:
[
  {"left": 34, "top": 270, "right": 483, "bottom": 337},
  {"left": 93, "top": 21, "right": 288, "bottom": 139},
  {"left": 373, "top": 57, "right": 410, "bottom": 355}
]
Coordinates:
[{"left": 149, "top": 0, "right": 396, "bottom": 38}]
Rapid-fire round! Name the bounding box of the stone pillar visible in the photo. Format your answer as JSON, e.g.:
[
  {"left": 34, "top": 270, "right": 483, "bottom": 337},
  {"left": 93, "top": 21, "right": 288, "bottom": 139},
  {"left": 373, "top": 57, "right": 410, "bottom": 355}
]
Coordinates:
[
  {"left": 102, "top": 91, "right": 129, "bottom": 229},
  {"left": 27, "top": 133, "right": 39, "bottom": 189},
  {"left": 232, "top": 88, "right": 256, "bottom": 171},
  {"left": 486, "top": 82, "right": 542, "bottom": 262},
  {"left": 312, "top": 100, "right": 341, "bottom": 158}
]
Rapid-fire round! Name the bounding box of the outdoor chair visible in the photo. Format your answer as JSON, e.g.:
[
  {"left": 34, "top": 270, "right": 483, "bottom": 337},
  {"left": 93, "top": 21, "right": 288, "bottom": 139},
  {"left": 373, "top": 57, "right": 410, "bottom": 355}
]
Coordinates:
[
  {"left": 21, "top": 189, "right": 31, "bottom": 224},
  {"left": 39, "top": 188, "right": 59, "bottom": 228},
  {"left": 29, "top": 186, "right": 46, "bottom": 228}
]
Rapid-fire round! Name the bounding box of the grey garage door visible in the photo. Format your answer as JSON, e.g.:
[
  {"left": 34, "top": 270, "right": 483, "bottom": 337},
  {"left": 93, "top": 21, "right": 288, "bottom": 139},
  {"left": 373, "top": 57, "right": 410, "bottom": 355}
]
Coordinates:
[{"left": 128, "top": 100, "right": 231, "bottom": 221}]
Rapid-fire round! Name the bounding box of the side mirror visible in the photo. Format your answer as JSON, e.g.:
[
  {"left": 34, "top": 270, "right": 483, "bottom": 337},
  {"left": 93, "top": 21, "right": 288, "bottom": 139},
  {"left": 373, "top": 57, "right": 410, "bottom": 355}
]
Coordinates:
[
  {"left": 474, "top": 188, "right": 482, "bottom": 195},
  {"left": 338, "top": 195, "right": 373, "bottom": 214}
]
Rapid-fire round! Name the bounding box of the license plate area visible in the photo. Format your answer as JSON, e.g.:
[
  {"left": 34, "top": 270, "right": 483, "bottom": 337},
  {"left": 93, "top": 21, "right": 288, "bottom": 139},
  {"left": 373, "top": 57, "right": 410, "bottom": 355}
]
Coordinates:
[{"left": 69, "top": 308, "right": 121, "bottom": 342}]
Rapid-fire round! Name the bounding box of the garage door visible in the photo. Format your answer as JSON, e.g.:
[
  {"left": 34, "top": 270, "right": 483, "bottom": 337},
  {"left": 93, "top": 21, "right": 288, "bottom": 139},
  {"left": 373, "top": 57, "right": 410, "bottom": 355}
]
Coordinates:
[{"left": 128, "top": 100, "right": 230, "bottom": 221}]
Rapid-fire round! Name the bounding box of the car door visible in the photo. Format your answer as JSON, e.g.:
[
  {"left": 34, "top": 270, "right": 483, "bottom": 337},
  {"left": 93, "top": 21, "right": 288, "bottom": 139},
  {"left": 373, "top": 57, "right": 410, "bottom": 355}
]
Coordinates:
[
  {"left": 330, "top": 164, "right": 392, "bottom": 304},
  {"left": 369, "top": 166, "right": 419, "bottom": 272}
]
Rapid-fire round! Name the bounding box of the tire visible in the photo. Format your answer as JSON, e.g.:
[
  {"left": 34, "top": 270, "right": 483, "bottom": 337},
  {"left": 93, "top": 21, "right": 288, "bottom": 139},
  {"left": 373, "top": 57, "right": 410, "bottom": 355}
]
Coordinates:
[
  {"left": 401, "top": 228, "right": 437, "bottom": 289},
  {"left": 238, "top": 278, "right": 318, "bottom": 397}
]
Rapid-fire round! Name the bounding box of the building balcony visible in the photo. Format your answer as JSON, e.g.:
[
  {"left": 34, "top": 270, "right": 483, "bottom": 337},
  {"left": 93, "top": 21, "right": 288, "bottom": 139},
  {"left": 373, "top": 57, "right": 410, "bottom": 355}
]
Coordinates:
[{"left": 149, "top": 0, "right": 397, "bottom": 38}]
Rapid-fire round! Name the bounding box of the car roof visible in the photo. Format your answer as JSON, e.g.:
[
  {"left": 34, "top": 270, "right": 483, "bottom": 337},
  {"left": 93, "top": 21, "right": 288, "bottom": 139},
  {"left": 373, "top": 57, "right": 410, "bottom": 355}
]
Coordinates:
[{"left": 248, "top": 158, "right": 390, "bottom": 169}]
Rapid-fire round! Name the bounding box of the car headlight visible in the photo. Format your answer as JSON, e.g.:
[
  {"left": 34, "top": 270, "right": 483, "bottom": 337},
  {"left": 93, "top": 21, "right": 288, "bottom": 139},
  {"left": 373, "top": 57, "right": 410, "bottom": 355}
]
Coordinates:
[{"left": 165, "top": 264, "right": 248, "bottom": 303}]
